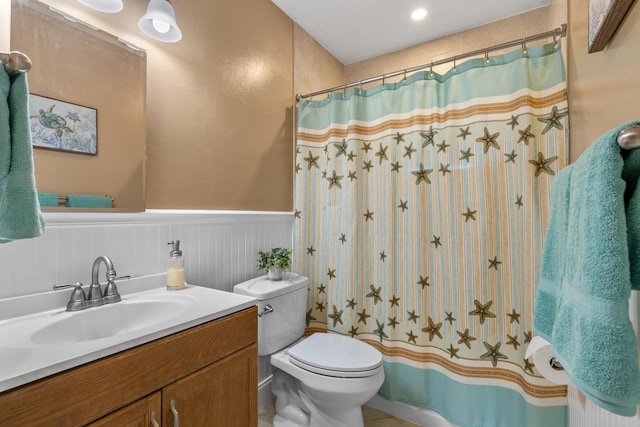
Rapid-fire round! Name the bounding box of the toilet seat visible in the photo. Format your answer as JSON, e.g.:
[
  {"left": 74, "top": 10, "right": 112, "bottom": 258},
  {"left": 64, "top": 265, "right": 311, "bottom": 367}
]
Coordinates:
[{"left": 286, "top": 333, "right": 383, "bottom": 378}]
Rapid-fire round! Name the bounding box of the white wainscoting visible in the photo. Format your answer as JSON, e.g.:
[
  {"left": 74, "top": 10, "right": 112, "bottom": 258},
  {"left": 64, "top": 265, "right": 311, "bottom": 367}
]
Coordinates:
[
  {"left": 568, "top": 291, "right": 640, "bottom": 427},
  {"left": 0, "top": 210, "right": 294, "bottom": 299},
  {"left": 568, "top": 385, "right": 640, "bottom": 427}
]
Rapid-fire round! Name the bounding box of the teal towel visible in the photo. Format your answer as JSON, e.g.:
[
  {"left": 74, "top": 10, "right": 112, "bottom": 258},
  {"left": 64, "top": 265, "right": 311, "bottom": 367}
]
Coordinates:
[
  {"left": 37, "top": 192, "right": 58, "bottom": 207},
  {"left": 0, "top": 65, "right": 45, "bottom": 243},
  {"left": 533, "top": 121, "right": 640, "bottom": 416},
  {"left": 66, "top": 194, "right": 112, "bottom": 208}
]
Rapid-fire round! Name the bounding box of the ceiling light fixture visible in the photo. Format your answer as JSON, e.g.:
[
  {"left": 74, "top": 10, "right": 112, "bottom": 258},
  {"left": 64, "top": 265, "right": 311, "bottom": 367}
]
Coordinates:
[
  {"left": 411, "top": 8, "right": 428, "bottom": 21},
  {"left": 78, "top": 0, "right": 123, "bottom": 13},
  {"left": 78, "top": 0, "right": 182, "bottom": 43},
  {"left": 138, "top": 0, "right": 182, "bottom": 43}
]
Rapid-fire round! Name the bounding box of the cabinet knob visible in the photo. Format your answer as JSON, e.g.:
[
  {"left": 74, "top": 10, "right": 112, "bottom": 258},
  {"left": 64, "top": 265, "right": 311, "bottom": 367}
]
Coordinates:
[
  {"left": 150, "top": 411, "right": 160, "bottom": 427},
  {"left": 170, "top": 400, "right": 180, "bottom": 427}
]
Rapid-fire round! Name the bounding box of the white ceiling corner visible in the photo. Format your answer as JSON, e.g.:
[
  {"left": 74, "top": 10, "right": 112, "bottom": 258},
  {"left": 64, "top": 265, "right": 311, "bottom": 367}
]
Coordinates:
[{"left": 271, "top": 0, "right": 551, "bottom": 65}]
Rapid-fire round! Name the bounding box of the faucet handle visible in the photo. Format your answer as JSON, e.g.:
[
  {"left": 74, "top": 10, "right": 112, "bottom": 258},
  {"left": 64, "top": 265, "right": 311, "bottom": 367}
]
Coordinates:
[
  {"left": 53, "top": 282, "right": 87, "bottom": 312},
  {"left": 102, "top": 274, "right": 130, "bottom": 304},
  {"left": 53, "top": 281, "right": 81, "bottom": 291},
  {"left": 102, "top": 280, "right": 122, "bottom": 304}
]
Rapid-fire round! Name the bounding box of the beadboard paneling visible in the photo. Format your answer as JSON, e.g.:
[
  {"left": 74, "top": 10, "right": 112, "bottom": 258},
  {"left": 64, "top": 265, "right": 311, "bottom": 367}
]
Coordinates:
[
  {"left": 568, "top": 291, "right": 640, "bottom": 426},
  {"left": 0, "top": 211, "right": 294, "bottom": 299},
  {"left": 568, "top": 385, "right": 640, "bottom": 427}
]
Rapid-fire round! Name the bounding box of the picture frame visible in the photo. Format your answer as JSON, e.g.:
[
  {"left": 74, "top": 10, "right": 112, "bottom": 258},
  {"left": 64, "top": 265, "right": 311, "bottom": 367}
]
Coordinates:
[
  {"left": 28, "top": 93, "right": 97, "bottom": 155},
  {"left": 588, "top": 0, "right": 636, "bottom": 53}
]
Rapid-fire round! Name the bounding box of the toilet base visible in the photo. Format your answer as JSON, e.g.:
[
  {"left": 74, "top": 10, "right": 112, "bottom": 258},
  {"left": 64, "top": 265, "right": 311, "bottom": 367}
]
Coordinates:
[{"left": 271, "top": 369, "right": 365, "bottom": 427}]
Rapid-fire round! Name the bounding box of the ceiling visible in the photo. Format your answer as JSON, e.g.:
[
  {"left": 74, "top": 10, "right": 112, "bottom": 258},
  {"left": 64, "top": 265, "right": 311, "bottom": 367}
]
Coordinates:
[{"left": 271, "top": 0, "right": 551, "bottom": 65}]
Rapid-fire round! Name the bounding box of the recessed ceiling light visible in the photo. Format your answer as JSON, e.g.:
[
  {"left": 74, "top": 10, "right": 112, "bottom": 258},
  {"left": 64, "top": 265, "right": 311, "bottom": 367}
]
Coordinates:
[{"left": 411, "top": 8, "right": 428, "bottom": 21}]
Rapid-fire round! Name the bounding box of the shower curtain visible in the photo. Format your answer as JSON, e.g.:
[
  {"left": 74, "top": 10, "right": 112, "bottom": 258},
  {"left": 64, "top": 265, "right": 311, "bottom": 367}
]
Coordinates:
[{"left": 294, "top": 42, "right": 568, "bottom": 427}]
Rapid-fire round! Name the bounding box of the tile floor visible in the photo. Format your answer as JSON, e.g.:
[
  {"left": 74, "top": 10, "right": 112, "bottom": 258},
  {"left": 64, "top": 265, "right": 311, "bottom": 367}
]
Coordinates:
[{"left": 258, "top": 402, "right": 420, "bottom": 426}]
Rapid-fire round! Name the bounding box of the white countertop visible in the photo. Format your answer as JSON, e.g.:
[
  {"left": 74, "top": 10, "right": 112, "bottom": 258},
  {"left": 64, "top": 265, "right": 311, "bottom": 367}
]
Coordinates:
[{"left": 0, "top": 274, "right": 257, "bottom": 393}]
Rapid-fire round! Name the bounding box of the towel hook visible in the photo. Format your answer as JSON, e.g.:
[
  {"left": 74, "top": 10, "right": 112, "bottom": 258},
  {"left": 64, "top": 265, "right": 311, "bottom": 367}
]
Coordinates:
[
  {"left": 0, "top": 50, "right": 32, "bottom": 74},
  {"left": 617, "top": 126, "right": 640, "bottom": 149}
]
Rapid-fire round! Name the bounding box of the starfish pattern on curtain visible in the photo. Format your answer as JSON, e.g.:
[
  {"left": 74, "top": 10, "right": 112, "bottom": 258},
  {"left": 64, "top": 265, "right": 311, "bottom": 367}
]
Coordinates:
[{"left": 294, "top": 42, "right": 569, "bottom": 427}]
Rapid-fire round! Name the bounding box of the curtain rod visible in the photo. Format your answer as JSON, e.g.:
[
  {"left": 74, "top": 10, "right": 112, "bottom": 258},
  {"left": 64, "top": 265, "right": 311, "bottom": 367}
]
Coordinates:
[{"left": 296, "top": 24, "right": 567, "bottom": 101}]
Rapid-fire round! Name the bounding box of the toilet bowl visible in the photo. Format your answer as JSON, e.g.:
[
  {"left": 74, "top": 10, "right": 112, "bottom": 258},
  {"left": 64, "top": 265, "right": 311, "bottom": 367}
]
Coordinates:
[
  {"left": 271, "top": 333, "right": 385, "bottom": 427},
  {"left": 233, "top": 273, "right": 385, "bottom": 427}
]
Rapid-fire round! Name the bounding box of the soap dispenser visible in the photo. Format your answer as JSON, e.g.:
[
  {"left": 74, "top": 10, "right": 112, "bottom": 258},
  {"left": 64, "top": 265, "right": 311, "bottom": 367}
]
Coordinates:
[{"left": 166, "top": 240, "right": 186, "bottom": 291}]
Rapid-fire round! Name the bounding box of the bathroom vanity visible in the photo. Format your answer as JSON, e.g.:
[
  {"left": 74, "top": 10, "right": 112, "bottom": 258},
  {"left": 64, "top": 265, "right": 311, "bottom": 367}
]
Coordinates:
[{"left": 0, "top": 276, "right": 258, "bottom": 426}]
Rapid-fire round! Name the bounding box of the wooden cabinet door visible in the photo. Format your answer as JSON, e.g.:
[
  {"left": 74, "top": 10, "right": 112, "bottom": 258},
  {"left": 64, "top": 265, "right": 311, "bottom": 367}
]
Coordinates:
[
  {"left": 163, "top": 344, "right": 257, "bottom": 427},
  {"left": 87, "top": 392, "right": 161, "bottom": 427}
]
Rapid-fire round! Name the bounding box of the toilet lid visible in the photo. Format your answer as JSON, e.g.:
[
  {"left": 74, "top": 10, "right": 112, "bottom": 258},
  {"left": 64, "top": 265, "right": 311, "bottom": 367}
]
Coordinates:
[{"left": 287, "top": 333, "right": 382, "bottom": 376}]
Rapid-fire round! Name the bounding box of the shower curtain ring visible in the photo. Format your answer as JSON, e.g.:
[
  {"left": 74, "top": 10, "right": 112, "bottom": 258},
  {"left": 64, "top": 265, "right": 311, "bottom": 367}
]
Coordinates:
[
  {"left": 359, "top": 80, "right": 363, "bottom": 94},
  {"left": 403, "top": 69, "right": 407, "bottom": 84},
  {"left": 429, "top": 62, "right": 434, "bottom": 78},
  {"left": 522, "top": 41, "right": 528, "bottom": 55},
  {"left": 484, "top": 51, "right": 490, "bottom": 64},
  {"left": 452, "top": 57, "right": 458, "bottom": 73},
  {"left": 552, "top": 33, "right": 558, "bottom": 49},
  {"left": 382, "top": 75, "right": 385, "bottom": 89},
  {"left": 343, "top": 86, "right": 347, "bottom": 99}
]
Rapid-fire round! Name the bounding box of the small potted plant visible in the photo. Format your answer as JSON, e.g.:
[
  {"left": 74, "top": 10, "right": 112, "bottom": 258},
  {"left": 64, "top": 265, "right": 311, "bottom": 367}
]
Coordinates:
[{"left": 257, "top": 247, "right": 292, "bottom": 281}]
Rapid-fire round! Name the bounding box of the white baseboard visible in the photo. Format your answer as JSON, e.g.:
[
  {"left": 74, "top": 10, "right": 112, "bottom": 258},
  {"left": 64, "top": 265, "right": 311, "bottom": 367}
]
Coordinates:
[
  {"left": 258, "top": 376, "right": 274, "bottom": 409},
  {"left": 366, "top": 394, "right": 457, "bottom": 427}
]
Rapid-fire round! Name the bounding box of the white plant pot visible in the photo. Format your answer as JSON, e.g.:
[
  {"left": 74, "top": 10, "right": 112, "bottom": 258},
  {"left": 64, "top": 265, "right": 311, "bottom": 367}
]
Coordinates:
[{"left": 267, "top": 267, "right": 283, "bottom": 281}]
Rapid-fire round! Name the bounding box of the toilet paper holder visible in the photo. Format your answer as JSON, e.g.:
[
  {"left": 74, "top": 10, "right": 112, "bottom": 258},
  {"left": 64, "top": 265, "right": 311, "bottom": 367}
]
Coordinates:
[{"left": 549, "top": 357, "right": 564, "bottom": 371}]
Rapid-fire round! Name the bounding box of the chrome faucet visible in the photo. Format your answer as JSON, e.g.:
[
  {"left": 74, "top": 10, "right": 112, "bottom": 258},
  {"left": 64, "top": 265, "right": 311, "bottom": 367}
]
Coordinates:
[
  {"left": 53, "top": 256, "right": 129, "bottom": 311},
  {"left": 90, "top": 255, "right": 120, "bottom": 306}
]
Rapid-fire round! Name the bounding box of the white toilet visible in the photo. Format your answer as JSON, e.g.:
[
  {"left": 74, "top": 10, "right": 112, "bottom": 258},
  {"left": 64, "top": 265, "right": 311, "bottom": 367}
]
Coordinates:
[{"left": 233, "top": 273, "right": 385, "bottom": 427}]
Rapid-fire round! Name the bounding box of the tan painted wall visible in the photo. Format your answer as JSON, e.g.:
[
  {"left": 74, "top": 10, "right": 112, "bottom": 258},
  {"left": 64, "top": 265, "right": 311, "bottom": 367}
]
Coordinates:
[
  {"left": 11, "top": 0, "right": 146, "bottom": 211},
  {"left": 9, "top": 0, "right": 294, "bottom": 212},
  {"left": 567, "top": 0, "right": 640, "bottom": 161},
  {"left": 0, "top": 0, "right": 9, "bottom": 51},
  {"left": 293, "top": 23, "right": 344, "bottom": 98},
  {"left": 143, "top": 0, "right": 294, "bottom": 211},
  {"left": 10, "top": 0, "right": 636, "bottom": 212}
]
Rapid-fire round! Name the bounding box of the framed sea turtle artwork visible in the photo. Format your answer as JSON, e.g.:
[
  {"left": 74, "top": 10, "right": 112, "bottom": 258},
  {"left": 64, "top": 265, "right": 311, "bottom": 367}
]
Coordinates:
[{"left": 28, "top": 93, "right": 97, "bottom": 155}]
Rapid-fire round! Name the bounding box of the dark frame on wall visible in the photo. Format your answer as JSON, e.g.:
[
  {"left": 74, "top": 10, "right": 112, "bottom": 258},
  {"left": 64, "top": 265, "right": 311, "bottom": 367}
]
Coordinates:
[{"left": 588, "top": 0, "right": 637, "bottom": 52}]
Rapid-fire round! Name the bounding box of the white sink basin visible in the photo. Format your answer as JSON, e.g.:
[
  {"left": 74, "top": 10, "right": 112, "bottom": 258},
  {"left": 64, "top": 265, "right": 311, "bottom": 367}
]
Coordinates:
[
  {"left": 0, "top": 274, "right": 257, "bottom": 393},
  {"left": 30, "top": 299, "right": 189, "bottom": 345}
]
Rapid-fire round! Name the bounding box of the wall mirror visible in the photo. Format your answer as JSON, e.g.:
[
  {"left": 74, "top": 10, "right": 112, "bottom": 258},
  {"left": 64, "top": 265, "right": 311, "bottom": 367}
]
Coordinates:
[{"left": 10, "top": 0, "right": 146, "bottom": 212}]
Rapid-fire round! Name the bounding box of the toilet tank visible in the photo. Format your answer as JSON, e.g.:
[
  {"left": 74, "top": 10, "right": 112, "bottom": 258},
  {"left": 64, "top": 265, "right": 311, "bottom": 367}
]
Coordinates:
[{"left": 233, "top": 273, "right": 308, "bottom": 356}]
